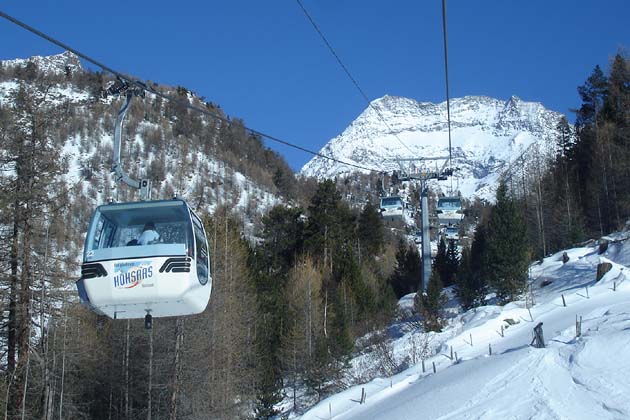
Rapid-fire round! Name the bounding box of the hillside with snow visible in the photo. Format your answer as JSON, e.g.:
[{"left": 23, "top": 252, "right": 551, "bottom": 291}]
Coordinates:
[
  {"left": 0, "top": 52, "right": 285, "bottom": 250},
  {"left": 300, "top": 95, "right": 569, "bottom": 201},
  {"left": 297, "top": 233, "right": 630, "bottom": 419},
  {"left": 1, "top": 50, "right": 82, "bottom": 76}
]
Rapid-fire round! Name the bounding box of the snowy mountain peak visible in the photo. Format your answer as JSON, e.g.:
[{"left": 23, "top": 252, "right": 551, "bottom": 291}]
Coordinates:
[
  {"left": 1, "top": 51, "right": 82, "bottom": 76},
  {"left": 300, "top": 95, "right": 568, "bottom": 201}
]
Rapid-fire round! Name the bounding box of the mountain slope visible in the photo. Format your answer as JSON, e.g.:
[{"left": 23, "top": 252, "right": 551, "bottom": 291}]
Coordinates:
[
  {"left": 0, "top": 52, "right": 290, "bottom": 263},
  {"left": 300, "top": 95, "right": 569, "bottom": 200},
  {"left": 298, "top": 233, "right": 630, "bottom": 419}
]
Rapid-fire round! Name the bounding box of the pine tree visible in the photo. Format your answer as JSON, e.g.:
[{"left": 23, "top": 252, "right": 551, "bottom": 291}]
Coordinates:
[
  {"left": 443, "top": 239, "right": 460, "bottom": 287},
  {"left": 604, "top": 54, "right": 630, "bottom": 219},
  {"left": 456, "top": 223, "right": 489, "bottom": 310},
  {"left": 602, "top": 54, "right": 629, "bottom": 129},
  {"left": 433, "top": 236, "right": 447, "bottom": 283},
  {"left": 357, "top": 201, "right": 385, "bottom": 259},
  {"left": 553, "top": 116, "right": 584, "bottom": 249},
  {"left": 573, "top": 65, "right": 612, "bottom": 235},
  {"left": 456, "top": 246, "right": 475, "bottom": 310},
  {"left": 469, "top": 223, "right": 489, "bottom": 303},
  {"left": 304, "top": 180, "right": 354, "bottom": 271},
  {"left": 576, "top": 65, "right": 608, "bottom": 128},
  {"left": 250, "top": 205, "right": 308, "bottom": 416},
  {"left": 389, "top": 240, "right": 421, "bottom": 298},
  {"left": 260, "top": 205, "right": 304, "bottom": 273},
  {"left": 485, "top": 183, "right": 530, "bottom": 303},
  {"left": 416, "top": 267, "right": 446, "bottom": 332},
  {"left": 403, "top": 244, "right": 422, "bottom": 295}
]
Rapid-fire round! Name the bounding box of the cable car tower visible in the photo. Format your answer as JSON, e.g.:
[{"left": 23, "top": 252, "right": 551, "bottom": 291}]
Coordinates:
[
  {"left": 397, "top": 157, "right": 453, "bottom": 291},
  {"left": 76, "top": 80, "right": 212, "bottom": 329},
  {"left": 393, "top": 0, "right": 459, "bottom": 291}
]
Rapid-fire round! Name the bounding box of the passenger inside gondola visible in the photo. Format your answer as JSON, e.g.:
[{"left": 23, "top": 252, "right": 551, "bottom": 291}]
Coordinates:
[
  {"left": 138, "top": 222, "right": 160, "bottom": 245},
  {"left": 84, "top": 200, "right": 195, "bottom": 262}
]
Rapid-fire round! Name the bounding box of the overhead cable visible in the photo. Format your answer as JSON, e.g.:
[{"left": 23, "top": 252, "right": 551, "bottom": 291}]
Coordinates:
[
  {"left": 441, "top": 0, "right": 454, "bottom": 185},
  {"left": 0, "top": 10, "right": 375, "bottom": 173},
  {"left": 295, "top": 0, "right": 416, "bottom": 156}
]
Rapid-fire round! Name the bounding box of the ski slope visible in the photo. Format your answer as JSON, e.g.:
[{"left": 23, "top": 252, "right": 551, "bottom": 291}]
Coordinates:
[{"left": 299, "top": 234, "right": 630, "bottom": 420}]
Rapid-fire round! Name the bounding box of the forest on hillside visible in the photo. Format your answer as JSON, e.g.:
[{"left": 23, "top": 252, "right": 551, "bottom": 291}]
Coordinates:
[
  {"left": 0, "top": 56, "right": 398, "bottom": 419},
  {"left": 451, "top": 53, "right": 629, "bottom": 317},
  {"left": 0, "top": 52, "right": 628, "bottom": 420}
]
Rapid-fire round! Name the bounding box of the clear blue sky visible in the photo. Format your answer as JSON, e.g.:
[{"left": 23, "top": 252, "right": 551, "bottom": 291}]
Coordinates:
[{"left": 1, "top": 1, "right": 628, "bottom": 171}]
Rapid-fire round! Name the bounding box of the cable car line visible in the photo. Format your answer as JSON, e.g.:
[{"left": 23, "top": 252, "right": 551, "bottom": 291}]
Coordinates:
[
  {"left": 0, "top": 10, "right": 376, "bottom": 174},
  {"left": 441, "top": 0, "right": 454, "bottom": 192},
  {"left": 295, "top": 0, "right": 416, "bottom": 156},
  {"left": 295, "top": 0, "right": 424, "bottom": 228},
  {"left": 0, "top": 8, "right": 453, "bottom": 327}
]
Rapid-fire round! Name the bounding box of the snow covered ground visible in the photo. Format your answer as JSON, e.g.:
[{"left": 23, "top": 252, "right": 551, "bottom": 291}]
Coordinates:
[{"left": 298, "top": 234, "right": 630, "bottom": 419}]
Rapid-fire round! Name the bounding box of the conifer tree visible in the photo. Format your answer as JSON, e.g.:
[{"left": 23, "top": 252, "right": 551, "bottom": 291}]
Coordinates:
[
  {"left": 248, "top": 206, "right": 305, "bottom": 417},
  {"left": 485, "top": 183, "right": 529, "bottom": 303},
  {"left": 602, "top": 54, "right": 629, "bottom": 129},
  {"left": 573, "top": 65, "right": 612, "bottom": 235},
  {"left": 357, "top": 201, "right": 384, "bottom": 258},
  {"left": 416, "top": 267, "right": 446, "bottom": 332},
  {"left": 389, "top": 240, "right": 421, "bottom": 298},
  {"left": 469, "top": 223, "right": 489, "bottom": 303},
  {"left": 456, "top": 223, "right": 489, "bottom": 310},
  {"left": 433, "top": 236, "right": 447, "bottom": 282},
  {"left": 260, "top": 205, "right": 304, "bottom": 273},
  {"left": 443, "top": 239, "right": 460, "bottom": 287},
  {"left": 554, "top": 116, "right": 584, "bottom": 249},
  {"left": 304, "top": 180, "right": 354, "bottom": 271},
  {"left": 456, "top": 246, "right": 475, "bottom": 310},
  {"left": 604, "top": 54, "right": 630, "bottom": 219}
]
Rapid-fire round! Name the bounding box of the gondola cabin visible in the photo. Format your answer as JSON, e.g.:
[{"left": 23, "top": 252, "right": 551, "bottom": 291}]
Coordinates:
[
  {"left": 444, "top": 226, "right": 460, "bottom": 241},
  {"left": 380, "top": 196, "right": 404, "bottom": 219},
  {"left": 436, "top": 197, "right": 464, "bottom": 225},
  {"left": 76, "top": 199, "right": 211, "bottom": 320}
]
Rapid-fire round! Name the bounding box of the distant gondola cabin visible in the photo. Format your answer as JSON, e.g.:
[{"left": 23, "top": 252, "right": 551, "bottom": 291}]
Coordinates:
[
  {"left": 436, "top": 197, "right": 464, "bottom": 225},
  {"left": 380, "top": 196, "right": 404, "bottom": 219}
]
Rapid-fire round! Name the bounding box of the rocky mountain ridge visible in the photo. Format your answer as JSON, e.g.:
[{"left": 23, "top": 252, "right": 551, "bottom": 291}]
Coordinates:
[
  {"left": 301, "top": 95, "right": 569, "bottom": 201},
  {"left": 2, "top": 50, "right": 83, "bottom": 75}
]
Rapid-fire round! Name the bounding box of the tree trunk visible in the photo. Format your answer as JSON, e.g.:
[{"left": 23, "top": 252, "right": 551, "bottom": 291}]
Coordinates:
[
  {"left": 124, "top": 319, "right": 130, "bottom": 419},
  {"left": 147, "top": 325, "right": 153, "bottom": 420},
  {"left": 14, "top": 216, "right": 33, "bottom": 414},
  {"left": 323, "top": 289, "right": 328, "bottom": 339},
  {"left": 536, "top": 154, "right": 547, "bottom": 257},
  {"left": 20, "top": 293, "right": 34, "bottom": 420},
  {"left": 58, "top": 304, "right": 68, "bottom": 420},
  {"left": 605, "top": 130, "right": 621, "bottom": 227},
  {"left": 224, "top": 215, "right": 231, "bottom": 409},
  {"left": 40, "top": 221, "right": 53, "bottom": 420},
  {"left": 44, "top": 321, "right": 57, "bottom": 420},
  {"left": 599, "top": 140, "right": 611, "bottom": 231},
  {"left": 307, "top": 269, "right": 312, "bottom": 358},
  {"left": 169, "top": 318, "right": 184, "bottom": 420},
  {"left": 597, "top": 195, "right": 604, "bottom": 236},
  {"left": 7, "top": 213, "right": 19, "bottom": 413},
  {"left": 564, "top": 162, "right": 572, "bottom": 236}
]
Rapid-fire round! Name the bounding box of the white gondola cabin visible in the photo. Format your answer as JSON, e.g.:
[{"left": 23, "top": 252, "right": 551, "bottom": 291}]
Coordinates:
[
  {"left": 380, "top": 196, "right": 404, "bottom": 219},
  {"left": 444, "top": 226, "right": 459, "bottom": 241},
  {"left": 76, "top": 199, "right": 211, "bottom": 320},
  {"left": 436, "top": 197, "right": 464, "bottom": 225}
]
